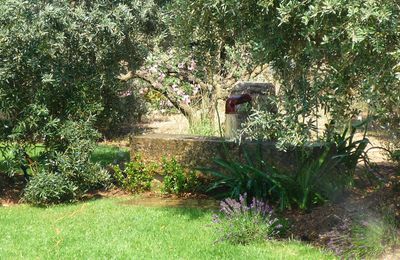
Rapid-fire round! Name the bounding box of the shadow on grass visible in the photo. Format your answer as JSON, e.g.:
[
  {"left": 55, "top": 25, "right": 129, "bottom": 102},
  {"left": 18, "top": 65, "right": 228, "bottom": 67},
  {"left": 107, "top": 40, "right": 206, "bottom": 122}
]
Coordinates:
[
  {"left": 118, "top": 195, "right": 219, "bottom": 219},
  {"left": 162, "top": 206, "right": 214, "bottom": 220}
]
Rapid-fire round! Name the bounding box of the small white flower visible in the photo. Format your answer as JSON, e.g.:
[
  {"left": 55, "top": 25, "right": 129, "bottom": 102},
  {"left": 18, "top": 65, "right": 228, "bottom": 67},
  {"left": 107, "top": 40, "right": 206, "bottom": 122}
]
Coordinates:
[
  {"left": 149, "top": 66, "right": 158, "bottom": 73},
  {"left": 193, "top": 85, "right": 200, "bottom": 95},
  {"left": 182, "top": 94, "right": 190, "bottom": 105}
]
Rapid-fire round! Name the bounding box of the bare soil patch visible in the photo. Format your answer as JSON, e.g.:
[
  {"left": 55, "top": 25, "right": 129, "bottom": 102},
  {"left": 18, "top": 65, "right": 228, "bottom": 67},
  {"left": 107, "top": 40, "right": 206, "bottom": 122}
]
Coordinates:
[
  {"left": 284, "top": 164, "right": 400, "bottom": 255},
  {"left": 136, "top": 114, "right": 189, "bottom": 135}
]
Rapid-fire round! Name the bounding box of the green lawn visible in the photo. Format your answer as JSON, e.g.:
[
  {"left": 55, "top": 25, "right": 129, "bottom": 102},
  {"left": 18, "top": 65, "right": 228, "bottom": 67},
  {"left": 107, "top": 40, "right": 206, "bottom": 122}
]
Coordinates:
[
  {"left": 0, "top": 198, "right": 336, "bottom": 259},
  {"left": 91, "top": 145, "right": 130, "bottom": 166}
]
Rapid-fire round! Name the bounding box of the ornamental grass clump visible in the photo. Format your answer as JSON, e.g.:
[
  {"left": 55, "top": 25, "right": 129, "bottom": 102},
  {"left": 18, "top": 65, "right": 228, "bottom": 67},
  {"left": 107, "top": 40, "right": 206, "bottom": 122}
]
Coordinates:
[
  {"left": 345, "top": 211, "right": 400, "bottom": 259},
  {"left": 212, "top": 194, "right": 284, "bottom": 245}
]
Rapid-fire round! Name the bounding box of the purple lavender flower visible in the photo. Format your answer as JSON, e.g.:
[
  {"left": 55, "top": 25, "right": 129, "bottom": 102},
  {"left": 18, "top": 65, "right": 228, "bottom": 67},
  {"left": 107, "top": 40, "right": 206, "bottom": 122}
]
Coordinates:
[
  {"left": 239, "top": 193, "right": 249, "bottom": 212},
  {"left": 212, "top": 194, "right": 283, "bottom": 244}
]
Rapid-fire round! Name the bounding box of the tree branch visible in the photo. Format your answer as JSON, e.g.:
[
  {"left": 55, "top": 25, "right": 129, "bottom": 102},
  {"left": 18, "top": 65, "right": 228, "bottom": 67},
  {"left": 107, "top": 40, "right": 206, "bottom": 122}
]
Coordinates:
[{"left": 130, "top": 70, "right": 194, "bottom": 119}]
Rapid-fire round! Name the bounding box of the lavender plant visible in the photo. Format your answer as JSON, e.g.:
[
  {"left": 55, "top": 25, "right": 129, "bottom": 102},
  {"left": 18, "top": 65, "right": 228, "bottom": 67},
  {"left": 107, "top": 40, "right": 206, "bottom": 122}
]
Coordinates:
[{"left": 212, "top": 194, "right": 284, "bottom": 245}]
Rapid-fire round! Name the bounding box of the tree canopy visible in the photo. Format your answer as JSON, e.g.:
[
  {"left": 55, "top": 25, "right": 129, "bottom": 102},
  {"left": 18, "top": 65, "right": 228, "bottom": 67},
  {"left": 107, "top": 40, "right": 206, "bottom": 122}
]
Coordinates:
[
  {"left": 165, "top": 0, "right": 400, "bottom": 144},
  {"left": 0, "top": 0, "right": 161, "bottom": 145}
]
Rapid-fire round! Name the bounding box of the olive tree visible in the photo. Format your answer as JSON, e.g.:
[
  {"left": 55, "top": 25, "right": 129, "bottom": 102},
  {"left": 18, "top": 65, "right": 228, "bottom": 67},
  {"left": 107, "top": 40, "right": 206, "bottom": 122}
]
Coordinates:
[
  {"left": 0, "top": 0, "right": 161, "bottom": 140},
  {"left": 256, "top": 0, "right": 399, "bottom": 124},
  {"left": 160, "top": 0, "right": 400, "bottom": 146},
  {"left": 0, "top": 0, "right": 161, "bottom": 203}
]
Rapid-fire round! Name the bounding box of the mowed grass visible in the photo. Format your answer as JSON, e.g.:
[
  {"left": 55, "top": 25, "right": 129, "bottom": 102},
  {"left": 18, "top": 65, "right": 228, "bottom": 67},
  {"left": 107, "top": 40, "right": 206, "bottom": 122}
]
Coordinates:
[
  {"left": 0, "top": 198, "right": 336, "bottom": 260},
  {"left": 91, "top": 145, "right": 130, "bottom": 166}
]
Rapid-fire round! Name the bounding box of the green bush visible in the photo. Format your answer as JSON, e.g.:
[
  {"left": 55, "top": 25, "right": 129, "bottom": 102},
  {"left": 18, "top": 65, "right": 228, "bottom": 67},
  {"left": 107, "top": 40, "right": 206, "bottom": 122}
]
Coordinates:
[
  {"left": 0, "top": 0, "right": 160, "bottom": 203},
  {"left": 23, "top": 170, "right": 77, "bottom": 205},
  {"left": 23, "top": 151, "right": 110, "bottom": 205},
  {"left": 112, "top": 155, "right": 202, "bottom": 194},
  {"left": 47, "top": 120, "right": 111, "bottom": 192},
  {"left": 54, "top": 151, "right": 111, "bottom": 192},
  {"left": 20, "top": 120, "right": 111, "bottom": 205},
  {"left": 113, "top": 154, "right": 154, "bottom": 192},
  {"left": 0, "top": 0, "right": 160, "bottom": 143},
  {"left": 161, "top": 157, "right": 199, "bottom": 194}
]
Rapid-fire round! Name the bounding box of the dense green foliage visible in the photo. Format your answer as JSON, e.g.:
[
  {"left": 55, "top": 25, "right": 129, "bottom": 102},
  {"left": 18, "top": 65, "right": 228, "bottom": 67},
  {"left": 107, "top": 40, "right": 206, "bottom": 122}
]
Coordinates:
[
  {"left": 161, "top": 157, "right": 199, "bottom": 194},
  {"left": 22, "top": 121, "right": 110, "bottom": 205},
  {"left": 113, "top": 154, "right": 154, "bottom": 192},
  {"left": 0, "top": 0, "right": 161, "bottom": 203},
  {"left": 111, "top": 155, "right": 201, "bottom": 194},
  {"left": 256, "top": 0, "right": 399, "bottom": 122},
  {"left": 23, "top": 170, "right": 77, "bottom": 205},
  {"left": 0, "top": 198, "right": 335, "bottom": 259},
  {"left": 206, "top": 124, "right": 368, "bottom": 210},
  {"left": 0, "top": 0, "right": 158, "bottom": 141},
  {"left": 167, "top": 0, "right": 400, "bottom": 147}
]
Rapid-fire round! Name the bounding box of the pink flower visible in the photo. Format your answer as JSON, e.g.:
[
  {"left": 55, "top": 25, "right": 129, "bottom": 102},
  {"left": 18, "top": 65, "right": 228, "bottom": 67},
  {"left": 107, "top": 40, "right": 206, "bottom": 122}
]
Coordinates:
[
  {"left": 120, "top": 90, "right": 132, "bottom": 97},
  {"left": 188, "top": 60, "right": 197, "bottom": 71},
  {"left": 159, "top": 73, "right": 165, "bottom": 81},
  {"left": 182, "top": 94, "right": 190, "bottom": 105}
]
